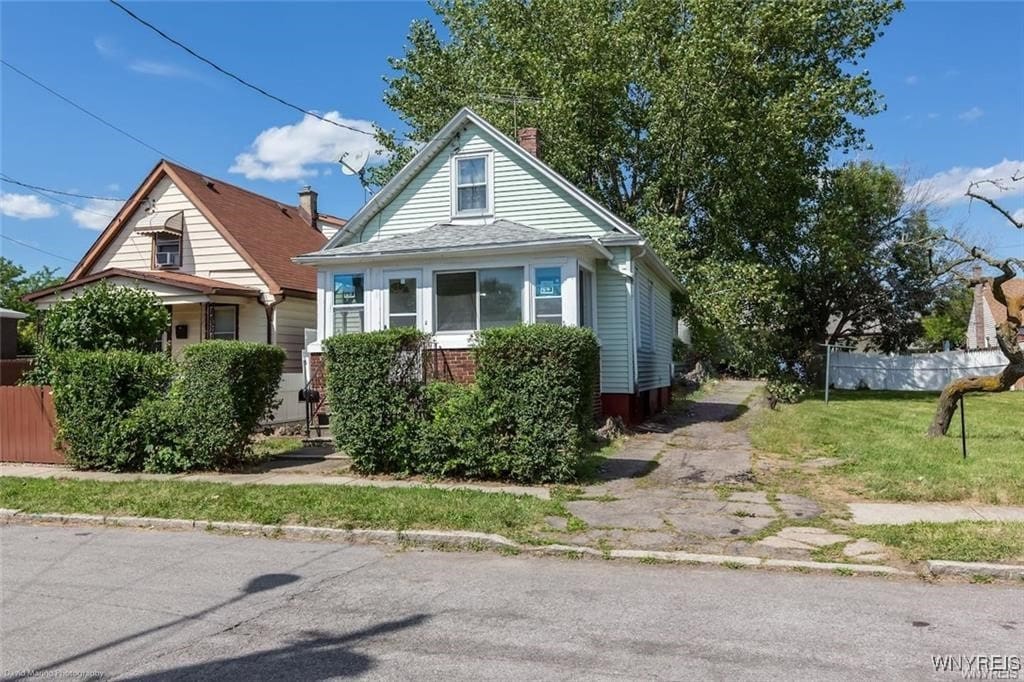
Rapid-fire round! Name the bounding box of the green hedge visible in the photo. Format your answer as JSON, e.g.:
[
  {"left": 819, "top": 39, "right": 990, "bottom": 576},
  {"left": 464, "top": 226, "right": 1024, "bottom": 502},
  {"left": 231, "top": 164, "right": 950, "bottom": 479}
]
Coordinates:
[
  {"left": 50, "top": 342, "right": 284, "bottom": 473},
  {"left": 324, "top": 325, "right": 600, "bottom": 483},
  {"left": 50, "top": 351, "right": 175, "bottom": 470},
  {"left": 323, "top": 328, "right": 428, "bottom": 474},
  {"left": 473, "top": 325, "right": 600, "bottom": 482},
  {"left": 156, "top": 341, "right": 286, "bottom": 472}
]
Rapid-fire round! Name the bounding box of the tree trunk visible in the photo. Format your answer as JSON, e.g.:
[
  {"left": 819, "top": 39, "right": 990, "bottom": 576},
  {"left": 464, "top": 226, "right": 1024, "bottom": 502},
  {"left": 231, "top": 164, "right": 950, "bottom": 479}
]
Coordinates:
[
  {"left": 928, "top": 280, "right": 1023, "bottom": 437},
  {"left": 927, "top": 366, "right": 1024, "bottom": 436}
]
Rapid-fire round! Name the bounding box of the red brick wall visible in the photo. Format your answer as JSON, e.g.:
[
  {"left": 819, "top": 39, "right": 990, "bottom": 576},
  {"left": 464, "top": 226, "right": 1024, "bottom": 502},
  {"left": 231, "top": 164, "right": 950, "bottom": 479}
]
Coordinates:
[{"left": 425, "top": 348, "right": 475, "bottom": 384}]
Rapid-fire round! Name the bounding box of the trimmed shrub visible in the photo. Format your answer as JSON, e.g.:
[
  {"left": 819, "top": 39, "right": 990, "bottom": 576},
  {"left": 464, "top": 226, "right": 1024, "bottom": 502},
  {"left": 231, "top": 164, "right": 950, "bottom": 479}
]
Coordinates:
[
  {"left": 323, "top": 329, "right": 428, "bottom": 474},
  {"left": 162, "top": 341, "right": 286, "bottom": 472},
  {"left": 23, "top": 282, "right": 170, "bottom": 385},
  {"left": 417, "top": 381, "right": 494, "bottom": 479},
  {"left": 50, "top": 350, "right": 175, "bottom": 470},
  {"left": 473, "top": 325, "right": 600, "bottom": 482}
]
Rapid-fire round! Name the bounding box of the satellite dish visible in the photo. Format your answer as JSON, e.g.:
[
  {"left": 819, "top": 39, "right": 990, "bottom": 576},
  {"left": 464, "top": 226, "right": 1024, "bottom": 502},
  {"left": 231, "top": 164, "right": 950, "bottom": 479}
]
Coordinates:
[{"left": 340, "top": 149, "right": 370, "bottom": 176}]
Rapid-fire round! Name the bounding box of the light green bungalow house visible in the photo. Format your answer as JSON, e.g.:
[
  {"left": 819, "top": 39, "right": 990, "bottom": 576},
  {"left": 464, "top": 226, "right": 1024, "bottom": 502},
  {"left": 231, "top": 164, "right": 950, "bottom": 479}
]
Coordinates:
[{"left": 296, "top": 108, "right": 681, "bottom": 424}]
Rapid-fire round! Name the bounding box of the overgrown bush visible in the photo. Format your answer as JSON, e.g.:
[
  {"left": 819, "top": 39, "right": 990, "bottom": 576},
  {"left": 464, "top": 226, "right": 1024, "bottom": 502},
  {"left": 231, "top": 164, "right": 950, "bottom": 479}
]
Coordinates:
[
  {"left": 23, "top": 282, "right": 170, "bottom": 385},
  {"left": 765, "top": 374, "right": 808, "bottom": 406},
  {"left": 50, "top": 350, "right": 175, "bottom": 470},
  {"left": 161, "top": 342, "right": 286, "bottom": 472},
  {"left": 323, "top": 328, "right": 428, "bottom": 474},
  {"left": 417, "top": 381, "right": 494, "bottom": 479},
  {"left": 473, "top": 325, "right": 600, "bottom": 482}
]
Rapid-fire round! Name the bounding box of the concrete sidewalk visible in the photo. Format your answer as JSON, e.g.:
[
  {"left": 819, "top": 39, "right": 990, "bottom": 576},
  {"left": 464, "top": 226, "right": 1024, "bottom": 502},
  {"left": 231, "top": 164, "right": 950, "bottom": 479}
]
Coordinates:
[
  {"left": 849, "top": 502, "right": 1024, "bottom": 525},
  {"left": 0, "top": 462, "right": 552, "bottom": 500}
]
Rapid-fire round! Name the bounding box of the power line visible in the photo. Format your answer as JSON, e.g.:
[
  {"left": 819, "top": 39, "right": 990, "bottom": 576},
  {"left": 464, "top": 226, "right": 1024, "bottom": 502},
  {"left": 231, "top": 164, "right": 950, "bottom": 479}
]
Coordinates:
[
  {"left": 0, "top": 175, "right": 125, "bottom": 202},
  {"left": 1, "top": 59, "right": 181, "bottom": 163},
  {"left": 3, "top": 181, "right": 121, "bottom": 220},
  {"left": 1, "top": 234, "right": 76, "bottom": 264},
  {"left": 108, "top": 0, "right": 382, "bottom": 139}
]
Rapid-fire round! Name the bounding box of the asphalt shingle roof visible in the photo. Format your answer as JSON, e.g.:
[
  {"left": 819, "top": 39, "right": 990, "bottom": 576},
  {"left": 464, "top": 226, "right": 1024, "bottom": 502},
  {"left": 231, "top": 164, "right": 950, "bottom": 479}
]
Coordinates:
[{"left": 315, "top": 220, "right": 588, "bottom": 258}]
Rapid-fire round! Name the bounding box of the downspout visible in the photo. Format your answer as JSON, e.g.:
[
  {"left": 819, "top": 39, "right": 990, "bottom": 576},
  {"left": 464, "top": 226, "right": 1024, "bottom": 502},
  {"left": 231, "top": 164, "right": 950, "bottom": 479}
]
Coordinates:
[{"left": 263, "top": 295, "right": 282, "bottom": 345}]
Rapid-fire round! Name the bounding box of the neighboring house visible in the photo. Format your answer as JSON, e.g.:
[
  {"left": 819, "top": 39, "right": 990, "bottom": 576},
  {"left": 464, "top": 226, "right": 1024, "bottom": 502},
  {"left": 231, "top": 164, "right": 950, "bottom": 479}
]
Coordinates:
[
  {"left": 296, "top": 108, "right": 682, "bottom": 424},
  {"left": 967, "top": 274, "right": 1024, "bottom": 350},
  {"left": 25, "top": 160, "right": 346, "bottom": 420}
]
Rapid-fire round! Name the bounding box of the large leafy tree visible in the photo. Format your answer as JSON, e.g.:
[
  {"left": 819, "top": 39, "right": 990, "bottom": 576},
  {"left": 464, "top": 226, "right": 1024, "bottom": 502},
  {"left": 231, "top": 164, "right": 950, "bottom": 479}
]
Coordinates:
[
  {"left": 375, "top": 0, "right": 905, "bottom": 373},
  {"left": 0, "top": 257, "right": 63, "bottom": 354}
]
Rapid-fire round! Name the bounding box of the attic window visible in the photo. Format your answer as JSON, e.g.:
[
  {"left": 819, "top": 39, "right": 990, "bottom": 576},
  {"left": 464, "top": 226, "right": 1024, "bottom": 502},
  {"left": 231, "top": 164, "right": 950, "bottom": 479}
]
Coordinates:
[
  {"left": 154, "top": 234, "right": 181, "bottom": 268},
  {"left": 453, "top": 154, "right": 491, "bottom": 217}
]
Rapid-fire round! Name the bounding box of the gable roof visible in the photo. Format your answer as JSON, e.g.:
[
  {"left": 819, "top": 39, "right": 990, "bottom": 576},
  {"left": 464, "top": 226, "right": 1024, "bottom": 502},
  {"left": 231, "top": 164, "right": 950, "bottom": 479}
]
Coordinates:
[
  {"left": 299, "top": 219, "right": 605, "bottom": 262},
  {"left": 25, "top": 268, "right": 261, "bottom": 302},
  {"left": 320, "top": 107, "right": 640, "bottom": 251},
  {"left": 68, "top": 160, "right": 335, "bottom": 296},
  {"left": 983, "top": 278, "right": 1024, "bottom": 325}
]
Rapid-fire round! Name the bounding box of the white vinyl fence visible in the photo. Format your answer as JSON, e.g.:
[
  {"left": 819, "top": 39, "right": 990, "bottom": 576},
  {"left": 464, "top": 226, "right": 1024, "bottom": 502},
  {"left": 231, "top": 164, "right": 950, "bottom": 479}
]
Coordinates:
[{"left": 829, "top": 349, "right": 1012, "bottom": 392}]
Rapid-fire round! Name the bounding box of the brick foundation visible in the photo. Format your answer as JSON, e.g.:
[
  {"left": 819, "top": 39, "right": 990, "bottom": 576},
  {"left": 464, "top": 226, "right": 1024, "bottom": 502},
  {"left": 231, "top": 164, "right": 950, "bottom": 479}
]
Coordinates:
[
  {"left": 424, "top": 348, "right": 475, "bottom": 384},
  {"left": 601, "top": 386, "right": 672, "bottom": 426}
]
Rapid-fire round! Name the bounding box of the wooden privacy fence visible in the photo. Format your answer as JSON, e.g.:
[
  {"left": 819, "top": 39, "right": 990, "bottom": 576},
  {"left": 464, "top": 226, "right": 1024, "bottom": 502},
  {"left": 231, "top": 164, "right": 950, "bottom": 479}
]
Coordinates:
[{"left": 0, "top": 385, "right": 64, "bottom": 464}]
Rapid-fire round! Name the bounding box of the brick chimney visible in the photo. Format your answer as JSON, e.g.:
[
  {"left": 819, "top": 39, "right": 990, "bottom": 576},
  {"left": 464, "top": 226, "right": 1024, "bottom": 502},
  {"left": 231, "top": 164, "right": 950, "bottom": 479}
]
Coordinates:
[
  {"left": 517, "top": 128, "right": 540, "bottom": 158},
  {"left": 298, "top": 185, "right": 318, "bottom": 230},
  {"left": 971, "top": 265, "right": 986, "bottom": 348}
]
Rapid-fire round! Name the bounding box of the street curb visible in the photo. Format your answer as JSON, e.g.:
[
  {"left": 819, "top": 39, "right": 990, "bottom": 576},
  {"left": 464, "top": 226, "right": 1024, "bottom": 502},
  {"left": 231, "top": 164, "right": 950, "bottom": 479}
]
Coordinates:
[
  {"left": 926, "top": 560, "right": 1024, "bottom": 580},
  {"left": 0, "top": 510, "right": 923, "bottom": 577}
]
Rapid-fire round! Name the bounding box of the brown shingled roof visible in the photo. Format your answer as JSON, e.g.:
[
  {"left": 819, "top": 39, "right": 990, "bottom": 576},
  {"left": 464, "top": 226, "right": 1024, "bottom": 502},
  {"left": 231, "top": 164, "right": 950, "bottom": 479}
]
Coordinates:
[
  {"left": 25, "top": 268, "right": 261, "bottom": 302},
  {"left": 67, "top": 160, "right": 345, "bottom": 297}
]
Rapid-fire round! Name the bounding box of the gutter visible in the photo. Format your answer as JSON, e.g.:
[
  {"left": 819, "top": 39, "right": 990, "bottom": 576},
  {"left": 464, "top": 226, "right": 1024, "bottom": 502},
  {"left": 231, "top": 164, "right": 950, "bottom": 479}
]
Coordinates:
[{"left": 293, "top": 237, "right": 604, "bottom": 266}]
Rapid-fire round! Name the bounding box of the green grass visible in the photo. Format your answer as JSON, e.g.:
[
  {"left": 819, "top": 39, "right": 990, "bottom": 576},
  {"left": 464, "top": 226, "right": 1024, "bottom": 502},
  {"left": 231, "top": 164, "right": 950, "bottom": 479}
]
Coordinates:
[
  {"left": 0, "top": 477, "right": 568, "bottom": 542},
  {"left": 251, "top": 436, "right": 304, "bottom": 460},
  {"left": 855, "top": 522, "right": 1024, "bottom": 563},
  {"left": 750, "top": 390, "right": 1024, "bottom": 504}
]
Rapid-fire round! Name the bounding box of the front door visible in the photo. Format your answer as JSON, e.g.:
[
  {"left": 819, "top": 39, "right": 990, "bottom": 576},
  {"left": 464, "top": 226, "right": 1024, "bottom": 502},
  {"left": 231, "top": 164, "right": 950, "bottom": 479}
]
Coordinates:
[{"left": 384, "top": 270, "right": 421, "bottom": 330}]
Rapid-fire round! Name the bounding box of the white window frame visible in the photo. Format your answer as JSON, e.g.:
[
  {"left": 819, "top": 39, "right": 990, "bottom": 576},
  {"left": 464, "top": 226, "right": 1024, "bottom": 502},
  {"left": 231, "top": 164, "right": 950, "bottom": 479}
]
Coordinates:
[
  {"left": 577, "top": 262, "right": 597, "bottom": 331},
  {"left": 383, "top": 269, "right": 422, "bottom": 330},
  {"left": 531, "top": 264, "right": 565, "bottom": 326},
  {"left": 636, "top": 275, "right": 654, "bottom": 352},
  {"left": 450, "top": 151, "right": 494, "bottom": 220},
  {"left": 154, "top": 234, "right": 181, "bottom": 268},
  {"left": 329, "top": 272, "right": 366, "bottom": 336},
  {"left": 433, "top": 266, "right": 527, "bottom": 334}
]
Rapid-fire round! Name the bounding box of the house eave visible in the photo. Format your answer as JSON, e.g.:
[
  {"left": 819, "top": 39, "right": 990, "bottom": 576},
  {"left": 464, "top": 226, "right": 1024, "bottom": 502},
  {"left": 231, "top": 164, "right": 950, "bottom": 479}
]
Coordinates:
[{"left": 295, "top": 237, "right": 611, "bottom": 266}]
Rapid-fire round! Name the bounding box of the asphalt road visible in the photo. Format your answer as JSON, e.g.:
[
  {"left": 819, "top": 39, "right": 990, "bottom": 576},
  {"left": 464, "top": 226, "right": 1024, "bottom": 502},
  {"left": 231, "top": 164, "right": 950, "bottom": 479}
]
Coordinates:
[{"left": 1, "top": 524, "right": 1020, "bottom": 681}]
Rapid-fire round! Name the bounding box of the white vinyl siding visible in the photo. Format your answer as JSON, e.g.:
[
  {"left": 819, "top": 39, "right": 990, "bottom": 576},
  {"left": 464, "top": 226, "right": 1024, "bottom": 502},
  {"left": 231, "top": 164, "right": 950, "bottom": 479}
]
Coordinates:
[
  {"left": 169, "top": 304, "right": 202, "bottom": 358},
  {"left": 358, "top": 125, "right": 613, "bottom": 243},
  {"left": 596, "top": 250, "right": 633, "bottom": 394},
  {"left": 90, "top": 176, "right": 266, "bottom": 292},
  {"left": 274, "top": 298, "right": 315, "bottom": 373},
  {"left": 635, "top": 263, "right": 673, "bottom": 392}
]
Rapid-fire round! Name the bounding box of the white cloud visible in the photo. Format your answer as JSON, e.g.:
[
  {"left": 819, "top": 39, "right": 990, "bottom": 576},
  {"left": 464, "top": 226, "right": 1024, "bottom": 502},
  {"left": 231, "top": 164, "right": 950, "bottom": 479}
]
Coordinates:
[
  {"left": 0, "top": 193, "right": 58, "bottom": 220},
  {"left": 94, "top": 36, "right": 121, "bottom": 59},
  {"left": 129, "top": 59, "right": 195, "bottom": 79},
  {"left": 927, "top": 112, "right": 940, "bottom": 120},
  {"left": 1013, "top": 208, "right": 1024, "bottom": 224},
  {"left": 70, "top": 198, "right": 122, "bottom": 230},
  {"left": 904, "top": 75, "right": 919, "bottom": 86},
  {"left": 230, "top": 112, "right": 381, "bottom": 181},
  {"left": 906, "top": 159, "right": 1024, "bottom": 206},
  {"left": 957, "top": 106, "right": 984, "bottom": 122}
]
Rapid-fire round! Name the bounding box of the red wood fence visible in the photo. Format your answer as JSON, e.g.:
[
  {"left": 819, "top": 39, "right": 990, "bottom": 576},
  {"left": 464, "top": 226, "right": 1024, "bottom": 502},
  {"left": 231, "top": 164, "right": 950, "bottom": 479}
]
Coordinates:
[{"left": 0, "top": 385, "right": 65, "bottom": 464}]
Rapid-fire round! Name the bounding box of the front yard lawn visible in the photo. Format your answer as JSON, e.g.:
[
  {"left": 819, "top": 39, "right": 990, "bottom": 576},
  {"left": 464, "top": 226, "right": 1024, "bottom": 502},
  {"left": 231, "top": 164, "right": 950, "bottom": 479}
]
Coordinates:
[
  {"left": 855, "top": 521, "right": 1024, "bottom": 564},
  {"left": 0, "top": 477, "right": 567, "bottom": 542},
  {"left": 750, "top": 390, "right": 1024, "bottom": 505}
]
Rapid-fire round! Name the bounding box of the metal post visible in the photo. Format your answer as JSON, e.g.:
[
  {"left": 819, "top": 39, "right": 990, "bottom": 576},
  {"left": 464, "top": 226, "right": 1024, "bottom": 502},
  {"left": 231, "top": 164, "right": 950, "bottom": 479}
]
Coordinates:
[
  {"left": 960, "top": 395, "right": 967, "bottom": 460},
  {"left": 824, "top": 344, "right": 832, "bottom": 405}
]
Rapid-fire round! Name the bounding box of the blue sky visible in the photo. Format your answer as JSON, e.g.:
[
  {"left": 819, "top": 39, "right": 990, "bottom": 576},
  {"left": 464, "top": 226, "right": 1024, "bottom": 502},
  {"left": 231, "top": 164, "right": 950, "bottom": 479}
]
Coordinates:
[{"left": 1, "top": 1, "right": 1021, "bottom": 275}]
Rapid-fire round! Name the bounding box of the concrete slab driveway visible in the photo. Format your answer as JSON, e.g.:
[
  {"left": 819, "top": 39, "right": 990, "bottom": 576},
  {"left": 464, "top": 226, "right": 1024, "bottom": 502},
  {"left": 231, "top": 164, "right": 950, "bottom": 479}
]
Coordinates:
[{"left": 559, "top": 380, "right": 822, "bottom": 553}]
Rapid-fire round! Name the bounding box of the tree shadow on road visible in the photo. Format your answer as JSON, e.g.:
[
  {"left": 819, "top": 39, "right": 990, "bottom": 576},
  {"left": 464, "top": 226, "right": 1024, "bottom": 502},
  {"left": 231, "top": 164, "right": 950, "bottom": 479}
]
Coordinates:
[{"left": 121, "top": 614, "right": 431, "bottom": 681}]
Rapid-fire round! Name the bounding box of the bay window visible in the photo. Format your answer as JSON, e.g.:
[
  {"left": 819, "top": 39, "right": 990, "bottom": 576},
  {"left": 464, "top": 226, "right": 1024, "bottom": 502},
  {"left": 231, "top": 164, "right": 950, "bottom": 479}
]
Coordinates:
[
  {"left": 332, "top": 273, "right": 364, "bottom": 335},
  {"left": 435, "top": 267, "right": 524, "bottom": 332}
]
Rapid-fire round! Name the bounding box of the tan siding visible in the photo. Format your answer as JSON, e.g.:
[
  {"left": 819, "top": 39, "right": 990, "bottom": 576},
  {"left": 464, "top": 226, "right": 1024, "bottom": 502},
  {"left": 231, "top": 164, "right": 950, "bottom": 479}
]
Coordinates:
[
  {"left": 90, "top": 177, "right": 267, "bottom": 292},
  {"left": 274, "top": 298, "right": 316, "bottom": 373},
  {"left": 360, "top": 124, "right": 615, "bottom": 242},
  {"left": 169, "top": 304, "right": 203, "bottom": 358}
]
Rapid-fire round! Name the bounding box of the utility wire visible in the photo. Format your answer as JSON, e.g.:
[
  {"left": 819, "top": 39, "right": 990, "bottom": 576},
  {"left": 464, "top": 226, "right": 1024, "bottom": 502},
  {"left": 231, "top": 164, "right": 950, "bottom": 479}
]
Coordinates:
[
  {"left": 4, "top": 182, "right": 121, "bottom": 219},
  {"left": 0, "top": 175, "right": 125, "bottom": 202},
  {"left": 1, "top": 59, "right": 182, "bottom": 163},
  {"left": 1, "top": 234, "right": 76, "bottom": 264},
  {"left": 108, "top": 0, "right": 382, "bottom": 138}
]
